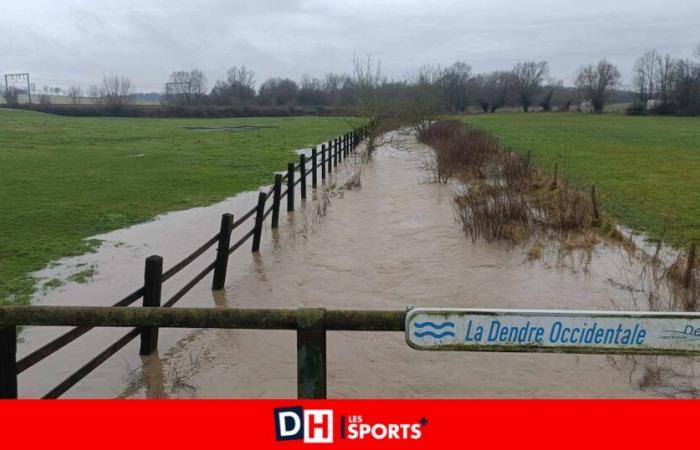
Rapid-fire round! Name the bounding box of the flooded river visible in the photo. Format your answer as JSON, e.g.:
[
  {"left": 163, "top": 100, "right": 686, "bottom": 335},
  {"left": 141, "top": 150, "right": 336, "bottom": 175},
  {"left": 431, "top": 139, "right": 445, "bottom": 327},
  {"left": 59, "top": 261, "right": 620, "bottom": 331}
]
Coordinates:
[{"left": 18, "top": 133, "right": 700, "bottom": 398}]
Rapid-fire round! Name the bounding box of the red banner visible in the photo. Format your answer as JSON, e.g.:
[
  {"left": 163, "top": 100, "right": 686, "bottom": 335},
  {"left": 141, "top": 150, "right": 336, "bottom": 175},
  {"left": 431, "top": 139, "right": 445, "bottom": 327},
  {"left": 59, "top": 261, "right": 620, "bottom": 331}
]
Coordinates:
[{"left": 0, "top": 400, "right": 695, "bottom": 448}]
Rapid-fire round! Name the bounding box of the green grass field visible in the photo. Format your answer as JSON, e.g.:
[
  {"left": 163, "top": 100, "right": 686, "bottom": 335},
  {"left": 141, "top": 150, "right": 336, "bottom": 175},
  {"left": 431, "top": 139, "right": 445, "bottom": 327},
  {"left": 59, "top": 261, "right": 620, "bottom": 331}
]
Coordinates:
[
  {"left": 464, "top": 113, "right": 700, "bottom": 248},
  {"left": 0, "top": 109, "right": 351, "bottom": 305}
]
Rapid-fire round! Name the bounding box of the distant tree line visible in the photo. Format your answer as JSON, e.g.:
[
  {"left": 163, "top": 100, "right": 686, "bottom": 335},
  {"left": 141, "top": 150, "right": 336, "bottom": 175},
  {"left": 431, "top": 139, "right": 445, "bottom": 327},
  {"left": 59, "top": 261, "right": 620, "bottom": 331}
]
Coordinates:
[
  {"left": 6, "top": 45, "right": 698, "bottom": 117},
  {"left": 152, "top": 58, "right": 629, "bottom": 115},
  {"left": 630, "top": 45, "right": 700, "bottom": 116}
]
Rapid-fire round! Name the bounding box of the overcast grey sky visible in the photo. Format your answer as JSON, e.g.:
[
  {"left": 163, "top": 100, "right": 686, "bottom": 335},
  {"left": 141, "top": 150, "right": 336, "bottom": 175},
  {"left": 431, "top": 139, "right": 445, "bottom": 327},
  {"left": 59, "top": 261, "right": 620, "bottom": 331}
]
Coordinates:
[{"left": 2, "top": 0, "right": 699, "bottom": 92}]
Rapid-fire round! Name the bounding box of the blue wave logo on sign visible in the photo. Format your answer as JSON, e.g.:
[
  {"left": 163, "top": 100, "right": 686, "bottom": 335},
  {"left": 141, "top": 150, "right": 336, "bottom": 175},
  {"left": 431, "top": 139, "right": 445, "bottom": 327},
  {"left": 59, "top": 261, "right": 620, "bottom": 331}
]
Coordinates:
[{"left": 413, "top": 321, "right": 456, "bottom": 339}]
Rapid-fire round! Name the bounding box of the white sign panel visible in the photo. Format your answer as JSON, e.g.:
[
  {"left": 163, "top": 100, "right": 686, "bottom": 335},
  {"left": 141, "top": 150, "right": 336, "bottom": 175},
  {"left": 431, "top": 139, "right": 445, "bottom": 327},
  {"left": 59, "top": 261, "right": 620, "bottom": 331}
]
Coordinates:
[{"left": 406, "top": 308, "right": 700, "bottom": 355}]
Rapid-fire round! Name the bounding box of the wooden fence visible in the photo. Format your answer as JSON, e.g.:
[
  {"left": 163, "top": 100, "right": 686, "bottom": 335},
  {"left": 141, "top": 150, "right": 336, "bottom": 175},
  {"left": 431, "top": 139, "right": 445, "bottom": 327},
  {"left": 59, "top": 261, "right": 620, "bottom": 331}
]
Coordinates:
[{"left": 0, "top": 126, "right": 369, "bottom": 399}]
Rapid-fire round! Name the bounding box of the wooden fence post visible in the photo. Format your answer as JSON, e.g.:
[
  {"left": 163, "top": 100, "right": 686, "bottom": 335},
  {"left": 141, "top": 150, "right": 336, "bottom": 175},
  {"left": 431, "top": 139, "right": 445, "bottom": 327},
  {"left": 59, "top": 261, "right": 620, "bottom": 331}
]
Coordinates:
[
  {"left": 287, "top": 163, "right": 295, "bottom": 212},
  {"left": 327, "top": 141, "right": 333, "bottom": 174},
  {"left": 252, "top": 191, "right": 267, "bottom": 252},
  {"left": 551, "top": 163, "right": 558, "bottom": 190},
  {"left": 337, "top": 137, "right": 343, "bottom": 163},
  {"left": 272, "top": 174, "right": 282, "bottom": 229},
  {"left": 321, "top": 144, "right": 326, "bottom": 180},
  {"left": 297, "top": 308, "right": 327, "bottom": 399},
  {"left": 591, "top": 185, "right": 600, "bottom": 226},
  {"left": 0, "top": 325, "right": 17, "bottom": 399},
  {"left": 212, "top": 213, "right": 234, "bottom": 290},
  {"left": 299, "top": 154, "right": 307, "bottom": 200},
  {"left": 311, "top": 147, "right": 318, "bottom": 188},
  {"left": 525, "top": 150, "right": 531, "bottom": 169},
  {"left": 333, "top": 138, "right": 338, "bottom": 168},
  {"left": 140, "top": 255, "right": 162, "bottom": 355}
]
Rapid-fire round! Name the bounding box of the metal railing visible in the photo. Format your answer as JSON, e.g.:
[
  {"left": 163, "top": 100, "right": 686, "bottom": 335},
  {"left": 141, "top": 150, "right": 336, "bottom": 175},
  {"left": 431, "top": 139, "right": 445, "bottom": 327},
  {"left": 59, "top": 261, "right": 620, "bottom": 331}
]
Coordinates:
[{"left": 0, "top": 126, "right": 370, "bottom": 399}]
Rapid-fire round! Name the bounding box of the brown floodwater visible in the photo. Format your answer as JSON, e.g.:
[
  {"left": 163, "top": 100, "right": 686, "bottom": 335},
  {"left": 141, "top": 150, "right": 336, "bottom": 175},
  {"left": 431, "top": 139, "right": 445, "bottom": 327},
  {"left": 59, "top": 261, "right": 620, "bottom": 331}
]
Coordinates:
[{"left": 18, "top": 133, "right": 700, "bottom": 398}]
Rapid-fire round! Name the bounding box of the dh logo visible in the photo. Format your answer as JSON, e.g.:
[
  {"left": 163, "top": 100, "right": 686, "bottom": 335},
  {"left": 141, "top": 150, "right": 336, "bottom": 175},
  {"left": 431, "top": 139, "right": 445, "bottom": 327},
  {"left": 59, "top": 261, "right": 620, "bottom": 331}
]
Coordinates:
[{"left": 274, "top": 407, "right": 333, "bottom": 443}]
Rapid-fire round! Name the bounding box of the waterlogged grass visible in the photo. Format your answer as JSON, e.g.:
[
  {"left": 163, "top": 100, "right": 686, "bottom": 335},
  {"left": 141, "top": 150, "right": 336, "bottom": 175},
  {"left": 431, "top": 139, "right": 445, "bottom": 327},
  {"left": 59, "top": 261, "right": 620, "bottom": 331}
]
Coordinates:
[
  {"left": 464, "top": 113, "right": 700, "bottom": 248},
  {"left": 0, "top": 109, "right": 351, "bottom": 305}
]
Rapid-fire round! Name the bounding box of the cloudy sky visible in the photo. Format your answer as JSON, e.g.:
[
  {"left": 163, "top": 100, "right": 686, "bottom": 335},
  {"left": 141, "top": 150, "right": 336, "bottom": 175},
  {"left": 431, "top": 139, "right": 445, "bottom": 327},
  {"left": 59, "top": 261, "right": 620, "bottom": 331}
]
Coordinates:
[{"left": 2, "top": 0, "right": 699, "bottom": 92}]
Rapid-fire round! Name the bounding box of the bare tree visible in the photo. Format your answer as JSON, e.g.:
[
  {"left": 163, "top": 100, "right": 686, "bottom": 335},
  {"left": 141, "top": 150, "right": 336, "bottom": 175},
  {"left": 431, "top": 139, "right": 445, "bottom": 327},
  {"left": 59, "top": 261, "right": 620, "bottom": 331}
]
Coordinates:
[
  {"left": 474, "top": 71, "right": 512, "bottom": 113},
  {"left": 227, "top": 65, "right": 255, "bottom": 90},
  {"left": 323, "top": 73, "right": 350, "bottom": 106},
  {"left": 671, "top": 58, "right": 700, "bottom": 115},
  {"left": 87, "top": 85, "right": 103, "bottom": 105},
  {"left": 101, "top": 75, "right": 134, "bottom": 109},
  {"left": 512, "top": 61, "right": 549, "bottom": 112},
  {"left": 258, "top": 77, "right": 298, "bottom": 105},
  {"left": 539, "top": 79, "right": 562, "bottom": 112},
  {"left": 67, "top": 85, "right": 82, "bottom": 105},
  {"left": 210, "top": 65, "right": 256, "bottom": 105},
  {"left": 163, "top": 70, "right": 208, "bottom": 106},
  {"left": 401, "top": 65, "right": 445, "bottom": 134},
  {"left": 657, "top": 53, "right": 675, "bottom": 105},
  {"left": 575, "top": 60, "right": 621, "bottom": 113},
  {"left": 189, "top": 69, "right": 207, "bottom": 103},
  {"left": 439, "top": 62, "right": 472, "bottom": 113},
  {"left": 298, "top": 75, "right": 325, "bottom": 105},
  {"left": 351, "top": 53, "right": 391, "bottom": 156},
  {"left": 633, "top": 50, "right": 659, "bottom": 103}
]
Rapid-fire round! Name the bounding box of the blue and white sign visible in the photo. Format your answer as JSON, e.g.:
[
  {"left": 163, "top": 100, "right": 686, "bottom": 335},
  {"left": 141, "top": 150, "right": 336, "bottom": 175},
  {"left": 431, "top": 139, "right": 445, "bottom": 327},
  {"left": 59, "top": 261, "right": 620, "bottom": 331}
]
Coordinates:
[{"left": 406, "top": 308, "right": 700, "bottom": 355}]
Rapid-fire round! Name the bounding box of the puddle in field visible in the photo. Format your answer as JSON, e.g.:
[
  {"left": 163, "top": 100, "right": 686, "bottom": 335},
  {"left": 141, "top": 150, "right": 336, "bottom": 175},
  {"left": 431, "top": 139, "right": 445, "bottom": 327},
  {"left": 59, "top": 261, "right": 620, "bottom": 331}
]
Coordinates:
[
  {"left": 18, "top": 133, "right": 700, "bottom": 398},
  {"left": 180, "top": 125, "right": 277, "bottom": 132}
]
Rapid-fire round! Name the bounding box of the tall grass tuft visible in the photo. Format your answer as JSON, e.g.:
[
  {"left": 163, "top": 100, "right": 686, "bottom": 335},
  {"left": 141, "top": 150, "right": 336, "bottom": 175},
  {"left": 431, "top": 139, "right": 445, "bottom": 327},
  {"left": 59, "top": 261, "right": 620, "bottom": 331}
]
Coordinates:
[{"left": 420, "top": 120, "right": 594, "bottom": 244}]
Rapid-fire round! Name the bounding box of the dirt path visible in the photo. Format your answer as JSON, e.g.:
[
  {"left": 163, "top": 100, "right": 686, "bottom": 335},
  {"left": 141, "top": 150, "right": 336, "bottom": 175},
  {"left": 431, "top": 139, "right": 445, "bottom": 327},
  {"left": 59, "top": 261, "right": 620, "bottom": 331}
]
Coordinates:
[{"left": 19, "top": 133, "right": 700, "bottom": 398}]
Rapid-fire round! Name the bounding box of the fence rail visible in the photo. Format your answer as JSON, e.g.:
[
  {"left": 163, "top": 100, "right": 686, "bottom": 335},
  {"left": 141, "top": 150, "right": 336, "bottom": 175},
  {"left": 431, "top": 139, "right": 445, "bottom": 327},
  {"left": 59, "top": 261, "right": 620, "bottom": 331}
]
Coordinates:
[{"left": 0, "top": 126, "right": 369, "bottom": 399}]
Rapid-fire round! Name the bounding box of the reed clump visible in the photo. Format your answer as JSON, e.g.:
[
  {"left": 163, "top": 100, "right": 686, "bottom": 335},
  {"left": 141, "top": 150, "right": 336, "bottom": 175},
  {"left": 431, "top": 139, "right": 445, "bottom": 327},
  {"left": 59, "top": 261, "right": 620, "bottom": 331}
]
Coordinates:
[{"left": 420, "top": 120, "right": 595, "bottom": 244}]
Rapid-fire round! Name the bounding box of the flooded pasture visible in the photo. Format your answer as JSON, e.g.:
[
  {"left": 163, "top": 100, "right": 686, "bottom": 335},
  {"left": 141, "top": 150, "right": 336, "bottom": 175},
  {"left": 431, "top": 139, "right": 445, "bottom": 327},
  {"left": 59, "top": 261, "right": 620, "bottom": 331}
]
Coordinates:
[{"left": 19, "top": 133, "right": 700, "bottom": 398}]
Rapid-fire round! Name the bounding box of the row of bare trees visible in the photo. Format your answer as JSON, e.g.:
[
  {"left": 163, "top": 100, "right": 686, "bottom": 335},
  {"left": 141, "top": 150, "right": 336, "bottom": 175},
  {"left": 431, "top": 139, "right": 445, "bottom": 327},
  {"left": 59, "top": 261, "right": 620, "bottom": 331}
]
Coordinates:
[
  {"left": 155, "top": 59, "right": 597, "bottom": 113},
  {"left": 2, "top": 75, "right": 134, "bottom": 108},
  {"left": 16, "top": 50, "right": 700, "bottom": 115},
  {"left": 632, "top": 46, "right": 700, "bottom": 115}
]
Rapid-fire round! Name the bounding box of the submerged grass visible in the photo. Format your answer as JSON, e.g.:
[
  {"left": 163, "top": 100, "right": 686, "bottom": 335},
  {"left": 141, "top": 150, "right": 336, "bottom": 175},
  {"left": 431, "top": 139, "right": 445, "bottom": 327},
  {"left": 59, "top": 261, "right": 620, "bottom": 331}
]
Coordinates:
[
  {"left": 421, "top": 120, "right": 700, "bottom": 311},
  {"left": 421, "top": 120, "right": 595, "bottom": 244},
  {"left": 463, "top": 113, "right": 700, "bottom": 247},
  {"left": 0, "top": 109, "right": 350, "bottom": 305}
]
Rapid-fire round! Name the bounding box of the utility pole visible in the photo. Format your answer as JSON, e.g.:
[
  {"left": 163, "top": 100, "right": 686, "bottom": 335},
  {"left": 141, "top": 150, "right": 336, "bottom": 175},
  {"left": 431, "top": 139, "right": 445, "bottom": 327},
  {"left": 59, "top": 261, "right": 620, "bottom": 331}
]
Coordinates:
[{"left": 3, "top": 73, "right": 31, "bottom": 104}]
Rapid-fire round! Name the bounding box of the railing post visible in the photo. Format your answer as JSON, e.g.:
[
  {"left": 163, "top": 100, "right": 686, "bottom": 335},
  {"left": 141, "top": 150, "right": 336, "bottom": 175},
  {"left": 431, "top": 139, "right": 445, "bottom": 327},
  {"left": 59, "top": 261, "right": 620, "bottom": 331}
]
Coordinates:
[
  {"left": 299, "top": 154, "right": 307, "bottom": 200},
  {"left": 344, "top": 134, "right": 348, "bottom": 157},
  {"left": 321, "top": 144, "right": 326, "bottom": 180},
  {"left": 287, "top": 163, "right": 295, "bottom": 211},
  {"left": 327, "top": 140, "right": 332, "bottom": 174},
  {"left": 311, "top": 147, "right": 318, "bottom": 188},
  {"left": 252, "top": 191, "right": 267, "bottom": 252},
  {"left": 271, "top": 174, "right": 282, "bottom": 229},
  {"left": 338, "top": 137, "right": 343, "bottom": 163},
  {"left": 297, "top": 308, "right": 327, "bottom": 399},
  {"left": 140, "top": 255, "right": 162, "bottom": 356},
  {"left": 0, "top": 325, "right": 17, "bottom": 399},
  {"left": 212, "top": 213, "right": 234, "bottom": 290},
  {"left": 333, "top": 138, "right": 338, "bottom": 168}
]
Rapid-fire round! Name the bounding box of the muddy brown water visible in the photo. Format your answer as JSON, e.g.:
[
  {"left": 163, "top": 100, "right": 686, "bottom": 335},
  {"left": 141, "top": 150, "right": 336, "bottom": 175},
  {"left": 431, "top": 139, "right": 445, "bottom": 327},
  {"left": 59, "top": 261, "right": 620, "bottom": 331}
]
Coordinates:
[{"left": 19, "top": 133, "right": 700, "bottom": 398}]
